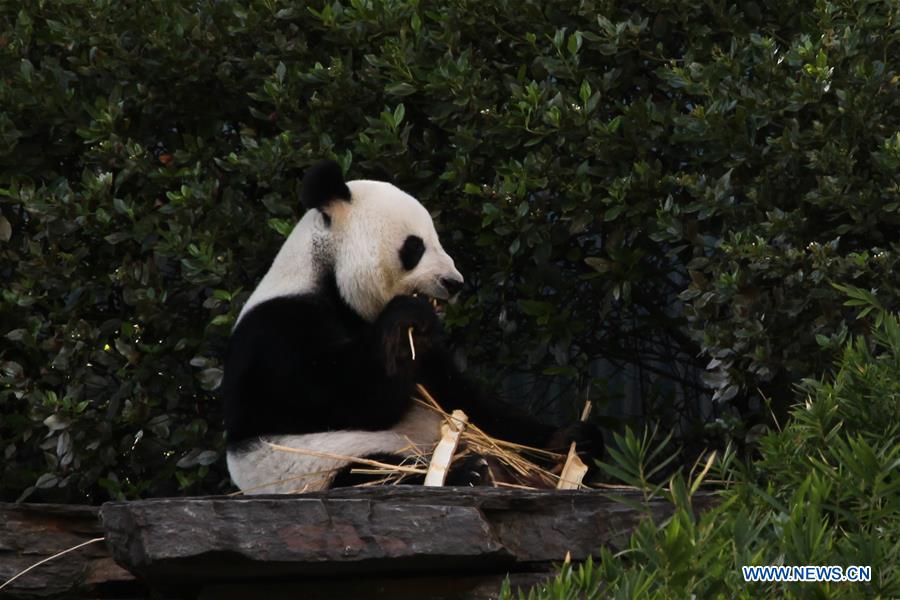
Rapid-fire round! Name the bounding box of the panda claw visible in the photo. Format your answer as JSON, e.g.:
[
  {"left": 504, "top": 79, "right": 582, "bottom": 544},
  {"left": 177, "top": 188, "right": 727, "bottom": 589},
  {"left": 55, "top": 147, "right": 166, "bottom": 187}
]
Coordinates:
[{"left": 446, "top": 455, "right": 493, "bottom": 487}]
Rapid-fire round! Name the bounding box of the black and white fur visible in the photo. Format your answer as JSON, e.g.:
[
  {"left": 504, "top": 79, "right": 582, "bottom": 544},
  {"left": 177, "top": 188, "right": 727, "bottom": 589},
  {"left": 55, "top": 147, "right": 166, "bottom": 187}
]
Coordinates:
[{"left": 223, "top": 161, "right": 595, "bottom": 493}]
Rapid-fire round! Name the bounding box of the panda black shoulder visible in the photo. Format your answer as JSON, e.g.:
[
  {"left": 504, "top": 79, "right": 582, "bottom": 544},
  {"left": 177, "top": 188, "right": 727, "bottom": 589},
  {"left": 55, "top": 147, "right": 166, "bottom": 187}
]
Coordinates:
[
  {"left": 226, "top": 286, "right": 366, "bottom": 373},
  {"left": 222, "top": 293, "right": 361, "bottom": 444},
  {"left": 230, "top": 295, "right": 331, "bottom": 346}
]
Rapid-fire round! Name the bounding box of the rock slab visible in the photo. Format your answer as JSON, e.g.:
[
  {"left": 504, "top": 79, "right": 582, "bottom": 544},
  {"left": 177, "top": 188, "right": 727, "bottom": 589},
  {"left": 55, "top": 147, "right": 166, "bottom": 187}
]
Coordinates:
[
  {"left": 0, "top": 502, "right": 137, "bottom": 598},
  {"left": 100, "top": 487, "right": 703, "bottom": 585},
  {"left": 1, "top": 488, "right": 713, "bottom": 598}
]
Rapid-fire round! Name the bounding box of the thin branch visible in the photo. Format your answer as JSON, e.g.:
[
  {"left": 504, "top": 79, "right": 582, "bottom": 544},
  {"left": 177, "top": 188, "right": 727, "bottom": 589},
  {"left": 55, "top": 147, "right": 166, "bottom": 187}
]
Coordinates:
[{"left": 0, "top": 537, "right": 106, "bottom": 591}]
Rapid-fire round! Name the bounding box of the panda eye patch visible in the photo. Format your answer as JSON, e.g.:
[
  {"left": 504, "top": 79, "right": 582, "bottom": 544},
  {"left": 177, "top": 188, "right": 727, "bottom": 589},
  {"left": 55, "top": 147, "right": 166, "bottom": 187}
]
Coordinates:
[{"left": 399, "top": 235, "right": 425, "bottom": 271}]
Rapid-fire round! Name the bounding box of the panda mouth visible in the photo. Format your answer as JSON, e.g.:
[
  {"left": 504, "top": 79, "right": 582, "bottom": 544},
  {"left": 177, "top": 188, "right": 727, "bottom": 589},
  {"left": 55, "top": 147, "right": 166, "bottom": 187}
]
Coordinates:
[
  {"left": 413, "top": 293, "right": 448, "bottom": 318},
  {"left": 429, "top": 296, "right": 447, "bottom": 318}
]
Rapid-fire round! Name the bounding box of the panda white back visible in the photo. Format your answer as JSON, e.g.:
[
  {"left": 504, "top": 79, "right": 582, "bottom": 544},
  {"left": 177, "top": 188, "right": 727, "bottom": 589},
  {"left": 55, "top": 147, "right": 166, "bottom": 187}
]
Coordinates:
[{"left": 237, "top": 209, "right": 330, "bottom": 323}]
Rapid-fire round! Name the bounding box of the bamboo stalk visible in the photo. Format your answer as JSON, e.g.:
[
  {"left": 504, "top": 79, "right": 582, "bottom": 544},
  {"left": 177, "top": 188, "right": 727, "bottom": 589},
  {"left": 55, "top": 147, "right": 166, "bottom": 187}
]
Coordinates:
[
  {"left": 580, "top": 399, "right": 593, "bottom": 422},
  {"left": 556, "top": 442, "right": 588, "bottom": 490},
  {"left": 424, "top": 409, "right": 468, "bottom": 486},
  {"left": 407, "top": 326, "right": 416, "bottom": 360},
  {"left": 0, "top": 538, "right": 106, "bottom": 592},
  {"left": 493, "top": 481, "right": 544, "bottom": 491}
]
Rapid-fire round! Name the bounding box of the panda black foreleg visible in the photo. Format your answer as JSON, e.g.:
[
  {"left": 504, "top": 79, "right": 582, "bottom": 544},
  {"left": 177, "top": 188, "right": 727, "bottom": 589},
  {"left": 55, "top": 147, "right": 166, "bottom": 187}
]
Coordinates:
[
  {"left": 415, "top": 346, "right": 557, "bottom": 447},
  {"left": 295, "top": 297, "right": 439, "bottom": 433},
  {"left": 417, "top": 346, "right": 605, "bottom": 457},
  {"left": 371, "top": 296, "right": 604, "bottom": 457},
  {"left": 373, "top": 295, "right": 442, "bottom": 377},
  {"left": 320, "top": 295, "right": 441, "bottom": 429}
]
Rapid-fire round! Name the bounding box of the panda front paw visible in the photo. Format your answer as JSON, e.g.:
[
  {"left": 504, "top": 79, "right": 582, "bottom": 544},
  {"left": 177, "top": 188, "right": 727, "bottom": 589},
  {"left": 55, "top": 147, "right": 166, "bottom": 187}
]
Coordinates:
[
  {"left": 375, "top": 295, "right": 442, "bottom": 376},
  {"left": 547, "top": 422, "right": 605, "bottom": 458},
  {"left": 445, "top": 455, "right": 493, "bottom": 487}
]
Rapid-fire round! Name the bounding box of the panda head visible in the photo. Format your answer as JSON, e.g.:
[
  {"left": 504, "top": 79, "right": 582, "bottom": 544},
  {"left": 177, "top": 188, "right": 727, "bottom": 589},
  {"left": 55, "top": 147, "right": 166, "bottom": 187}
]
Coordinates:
[{"left": 296, "top": 160, "right": 464, "bottom": 321}]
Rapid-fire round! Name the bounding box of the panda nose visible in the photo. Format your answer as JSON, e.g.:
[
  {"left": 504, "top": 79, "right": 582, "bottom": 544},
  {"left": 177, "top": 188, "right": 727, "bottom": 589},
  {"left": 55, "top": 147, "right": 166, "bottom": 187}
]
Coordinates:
[{"left": 441, "top": 277, "right": 464, "bottom": 297}]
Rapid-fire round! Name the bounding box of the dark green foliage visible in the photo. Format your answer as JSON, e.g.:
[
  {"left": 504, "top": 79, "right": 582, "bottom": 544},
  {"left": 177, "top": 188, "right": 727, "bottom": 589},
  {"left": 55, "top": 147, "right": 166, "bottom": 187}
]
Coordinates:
[
  {"left": 505, "top": 303, "right": 899, "bottom": 599},
  {"left": 1, "top": 1, "right": 897, "bottom": 501}
]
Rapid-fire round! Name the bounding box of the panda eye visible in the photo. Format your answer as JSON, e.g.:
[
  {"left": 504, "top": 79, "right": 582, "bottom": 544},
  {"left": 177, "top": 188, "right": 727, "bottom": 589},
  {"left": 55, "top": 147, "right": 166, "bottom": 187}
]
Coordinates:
[{"left": 399, "top": 235, "right": 425, "bottom": 271}]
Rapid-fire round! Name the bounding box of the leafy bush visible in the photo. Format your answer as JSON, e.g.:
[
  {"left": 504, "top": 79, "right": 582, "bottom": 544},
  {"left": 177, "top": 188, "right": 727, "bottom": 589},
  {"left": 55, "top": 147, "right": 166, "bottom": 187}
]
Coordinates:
[
  {"left": 503, "top": 303, "right": 900, "bottom": 598},
  {"left": 1, "top": 0, "right": 897, "bottom": 500}
]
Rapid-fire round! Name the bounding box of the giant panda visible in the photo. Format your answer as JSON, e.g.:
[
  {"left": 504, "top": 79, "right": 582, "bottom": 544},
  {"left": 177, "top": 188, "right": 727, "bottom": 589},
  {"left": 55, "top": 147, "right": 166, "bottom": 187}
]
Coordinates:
[{"left": 223, "top": 160, "right": 598, "bottom": 493}]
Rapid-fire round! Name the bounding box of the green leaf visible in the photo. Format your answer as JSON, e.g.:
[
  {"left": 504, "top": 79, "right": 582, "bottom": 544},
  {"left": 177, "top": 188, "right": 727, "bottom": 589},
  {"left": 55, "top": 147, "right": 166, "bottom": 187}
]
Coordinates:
[
  {"left": 385, "top": 82, "right": 417, "bottom": 97},
  {"left": 112, "top": 197, "right": 129, "bottom": 215},
  {"left": 584, "top": 257, "right": 612, "bottom": 273},
  {"left": 579, "top": 80, "right": 591, "bottom": 104},
  {"left": 518, "top": 299, "right": 553, "bottom": 316},
  {"left": 267, "top": 218, "right": 293, "bottom": 237},
  {"left": 604, "top": 205, "right": 625, "bottom": 221},
  {"left": 43, "top": 414, "right": 71, "bottom": 431},
  {"left": 198, "top": 367, "right": 224, "bottom": 390},
  {"left": 567, "top": 31, "right": 583, "bottom": 55},
  {"left": 0, "top": 215, "right": 11, "bottom": 242},
  {"left": 393, "top": 103, "right": 405, "bottom": 126},
  {"left": 20, "top": 59, "right": 33, "bottom": 81}
]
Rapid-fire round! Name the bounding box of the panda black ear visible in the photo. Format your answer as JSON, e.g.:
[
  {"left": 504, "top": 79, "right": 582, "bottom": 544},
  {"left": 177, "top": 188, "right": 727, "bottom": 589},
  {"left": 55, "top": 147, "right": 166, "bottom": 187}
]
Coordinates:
[{"left": 301, "top": 160, "right": 351, "bottom": 211}]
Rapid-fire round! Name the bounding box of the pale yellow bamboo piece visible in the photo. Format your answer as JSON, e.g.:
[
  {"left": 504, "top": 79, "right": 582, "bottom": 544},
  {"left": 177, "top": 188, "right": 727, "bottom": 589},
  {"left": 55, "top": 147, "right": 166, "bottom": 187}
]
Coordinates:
[
  {"left": 424, "top": 409, "right": 469, "bottom": 486},
  {"left": 407, "top": 326, "right": 416, "bottom": 360},
  {"left": 580, "top": 400, "right": 593, "bottom": 422},
  {"left": 556, "top": 442, "right": 588, "bottom": 490},
  {"left": 556, "top": 397, "right": 593, "bottom": 489}
]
